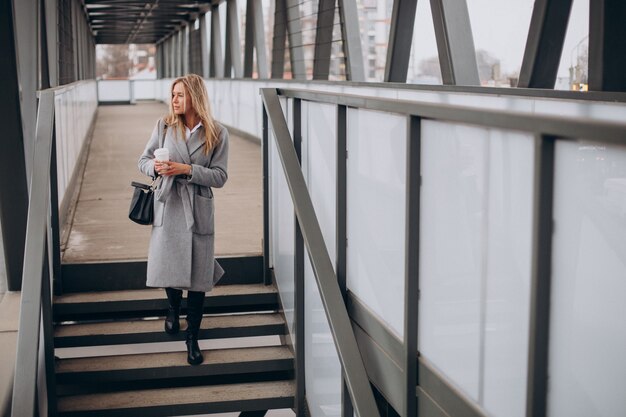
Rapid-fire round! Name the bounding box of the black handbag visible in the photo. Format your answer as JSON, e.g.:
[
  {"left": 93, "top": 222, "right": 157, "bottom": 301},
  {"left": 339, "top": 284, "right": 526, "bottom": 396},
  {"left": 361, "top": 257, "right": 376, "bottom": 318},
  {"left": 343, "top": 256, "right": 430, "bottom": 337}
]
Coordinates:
[
  {"left": 129, "top": 122, "right": 167, "bottom": 225},
  {"left": 129, "top": 180, "right": 157, "bottom": 225}
]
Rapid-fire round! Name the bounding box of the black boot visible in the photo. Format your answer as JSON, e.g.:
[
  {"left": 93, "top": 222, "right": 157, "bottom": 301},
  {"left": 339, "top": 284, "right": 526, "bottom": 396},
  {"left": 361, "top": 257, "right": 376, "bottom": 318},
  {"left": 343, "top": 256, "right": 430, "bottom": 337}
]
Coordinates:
[
  {"left": 185, "top": 290, "right": 205, "bottom": 365},
  {"left": 164, "top": 288, "right": 182, "bottom": 334}
]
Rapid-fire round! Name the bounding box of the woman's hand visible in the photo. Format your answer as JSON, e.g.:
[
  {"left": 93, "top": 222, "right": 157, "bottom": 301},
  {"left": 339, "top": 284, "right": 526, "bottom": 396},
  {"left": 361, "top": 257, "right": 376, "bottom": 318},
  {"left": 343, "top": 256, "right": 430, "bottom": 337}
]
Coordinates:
[{"left": 155, "top": 160, "right": 191, "bottom": 176}]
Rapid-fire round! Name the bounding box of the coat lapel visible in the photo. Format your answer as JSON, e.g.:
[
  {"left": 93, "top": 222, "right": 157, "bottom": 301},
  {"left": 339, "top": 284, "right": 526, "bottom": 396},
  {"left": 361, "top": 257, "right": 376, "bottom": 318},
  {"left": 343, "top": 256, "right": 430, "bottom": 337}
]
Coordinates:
[
  {"left": 170, "top": 127, "right": 191, "bottom": 164},
  {"left": 188, "top": 128, "right": 205, "bottom": 157}
]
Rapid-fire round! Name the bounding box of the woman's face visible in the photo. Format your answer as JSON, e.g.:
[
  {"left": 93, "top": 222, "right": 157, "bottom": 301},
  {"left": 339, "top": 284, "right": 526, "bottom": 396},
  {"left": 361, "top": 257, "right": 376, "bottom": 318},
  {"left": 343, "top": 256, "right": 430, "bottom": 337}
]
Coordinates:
[{"left": 172, "top": 82, "right": 192, "bottom": 115}]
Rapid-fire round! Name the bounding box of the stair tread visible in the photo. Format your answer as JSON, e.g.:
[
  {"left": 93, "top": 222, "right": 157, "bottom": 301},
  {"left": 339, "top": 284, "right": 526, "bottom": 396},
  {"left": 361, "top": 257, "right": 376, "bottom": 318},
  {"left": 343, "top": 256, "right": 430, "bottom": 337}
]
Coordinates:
[
  {"left": 54, "top": 284, "right": 277, "bottom": 304},
  {"left": 57, "top": 345, "right": 293, "bottom": 373},
  {"left": 55, "top": 313, "right": 285, "bottom": 338},
  {"left": 57, "top": 380, "right": 295, "bottom": 412}
]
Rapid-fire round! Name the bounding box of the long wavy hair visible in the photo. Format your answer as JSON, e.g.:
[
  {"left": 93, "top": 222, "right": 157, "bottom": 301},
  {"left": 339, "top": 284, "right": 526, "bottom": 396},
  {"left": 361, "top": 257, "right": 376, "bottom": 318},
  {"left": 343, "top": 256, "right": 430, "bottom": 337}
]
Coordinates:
[{"left": 164, "top": 74, "right": 220, "bottom": 155}]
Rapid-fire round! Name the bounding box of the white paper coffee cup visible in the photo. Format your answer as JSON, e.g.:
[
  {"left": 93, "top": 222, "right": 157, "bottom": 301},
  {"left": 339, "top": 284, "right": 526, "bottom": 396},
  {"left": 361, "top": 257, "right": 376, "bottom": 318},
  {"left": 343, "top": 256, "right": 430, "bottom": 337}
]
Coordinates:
[{"left": 154, "top": 148, "right": 170, "bottom": 161}]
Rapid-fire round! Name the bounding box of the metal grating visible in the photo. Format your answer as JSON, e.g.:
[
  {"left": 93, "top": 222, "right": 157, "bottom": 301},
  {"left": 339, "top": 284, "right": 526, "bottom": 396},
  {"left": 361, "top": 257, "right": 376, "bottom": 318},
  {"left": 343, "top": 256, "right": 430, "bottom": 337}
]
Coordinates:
[{"left": 85, "top": 0, "right": 212, "bottom": 44}]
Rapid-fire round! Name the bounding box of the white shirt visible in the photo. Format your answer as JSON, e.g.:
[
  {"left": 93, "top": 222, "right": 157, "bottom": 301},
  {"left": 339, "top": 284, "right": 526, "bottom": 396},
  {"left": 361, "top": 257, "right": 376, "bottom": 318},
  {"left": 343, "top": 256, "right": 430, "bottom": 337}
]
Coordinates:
[{"left": 185, "top": 122, "right": 203, "bottom": 140}]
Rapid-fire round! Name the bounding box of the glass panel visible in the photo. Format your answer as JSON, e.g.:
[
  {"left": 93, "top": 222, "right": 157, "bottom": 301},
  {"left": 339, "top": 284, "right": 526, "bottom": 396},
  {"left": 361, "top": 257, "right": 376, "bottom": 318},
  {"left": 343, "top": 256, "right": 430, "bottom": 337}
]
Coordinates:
[
  {"left": 357, "top": 0, "right": 392, "bottom": 82},
  {"left": 419, "top": 121, "right": 534, "bottom": 411},
  {"left": 270, "top": 126, "right": 296, "bottom": 337},
  {"left": 482, "top": 131, "right": 534, "bottom": 417},
  {"left": 407, "top": 0, "right": 441, "bottom": 85},
  {"left": 346, "top": 109, "right": 406, "bottom": 338},
  {"left": 466, "top": 0, "right": 534, "bottom": 87},
  {"left": 302, "top": 102, "right": 337, "bottom": 261},
  {"left": 555, "top": 0, "right": 588, "bottom": 91},
  {"left": 305, "top": 253, "right": 342, "bottom": 417},
  {"left": 548, "top": 141, "right": 626, "bottom": 417}
]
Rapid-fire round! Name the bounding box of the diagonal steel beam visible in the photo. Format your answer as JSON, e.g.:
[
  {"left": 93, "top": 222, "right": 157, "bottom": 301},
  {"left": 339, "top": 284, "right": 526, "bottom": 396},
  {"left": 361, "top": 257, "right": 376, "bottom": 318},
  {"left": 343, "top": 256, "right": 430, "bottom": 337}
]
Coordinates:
[
  {"left": 589, "top": 0, "right": 626, "bottom": 91},
  {"left": 518, "top": 0, "right": 573, "bottom": 88},
  {"left": 385, "top": 0, "right": 418, "bottom": 82},
  {"left": 313, "top": 0, "right": 335, "bottom": 80},
  {"left": 430, "top": 0, "right": 479, "bottom": 85},
  {"left": 285, "top": 0, "right": 306, "bottom": 79},
  {"left": 337, "top": 0, "right": 364, "bottom": 81}
]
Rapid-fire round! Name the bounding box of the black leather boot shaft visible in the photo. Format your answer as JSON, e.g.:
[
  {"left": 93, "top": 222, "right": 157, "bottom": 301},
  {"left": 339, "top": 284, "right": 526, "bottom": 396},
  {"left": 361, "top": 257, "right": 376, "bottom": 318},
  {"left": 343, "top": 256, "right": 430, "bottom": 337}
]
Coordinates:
[
  {"left": 185, "top": 291, "right": 205, "bottom": 365},
  {"left": 164, "top": 288, "right": 182, "bottom": 334}
]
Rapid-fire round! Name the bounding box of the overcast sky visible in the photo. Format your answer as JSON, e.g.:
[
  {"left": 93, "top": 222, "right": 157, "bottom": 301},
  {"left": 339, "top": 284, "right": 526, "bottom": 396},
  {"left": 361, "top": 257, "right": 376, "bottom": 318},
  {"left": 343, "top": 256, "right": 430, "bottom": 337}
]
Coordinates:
[{"left": 411, "top": 0, "right": 589, "bottom": 78}]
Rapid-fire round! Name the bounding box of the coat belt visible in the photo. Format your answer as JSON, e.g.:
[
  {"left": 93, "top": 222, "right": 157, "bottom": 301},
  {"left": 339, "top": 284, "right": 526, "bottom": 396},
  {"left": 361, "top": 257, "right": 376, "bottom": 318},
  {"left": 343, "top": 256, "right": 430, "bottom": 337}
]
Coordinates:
[{"left": 155, "top": 175, "right": 195, "bottom": 230}]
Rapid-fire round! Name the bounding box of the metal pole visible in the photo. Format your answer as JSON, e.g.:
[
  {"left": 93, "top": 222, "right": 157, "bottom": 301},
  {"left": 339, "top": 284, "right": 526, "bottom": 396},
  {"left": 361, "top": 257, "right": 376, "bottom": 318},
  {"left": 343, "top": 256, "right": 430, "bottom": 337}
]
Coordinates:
[
  {"left": 525, "top": 135, "right": 555, "bottom": 417},
  {"left": 293, "top": 98, "right": 306, "bottom": 416}
]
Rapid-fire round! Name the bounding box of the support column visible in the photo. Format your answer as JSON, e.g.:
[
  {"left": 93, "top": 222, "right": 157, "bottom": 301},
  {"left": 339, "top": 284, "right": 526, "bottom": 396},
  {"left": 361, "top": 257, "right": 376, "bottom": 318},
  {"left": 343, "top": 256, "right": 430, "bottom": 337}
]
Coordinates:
[
  {"left": 385, "top": 0, "right": 418, "bottom": 82},
  {"left": 271, "top": 0, "right": 287, "bottom": 78},
  {"left": 200, "top": 14, "right": 210, "bottom": 78},
  {"left": 183, "top": 25, "right": 190, "bottom": 76},
  {"left": 430, "top": 0, "right": 480, "bottom": 85},
  {"left": 210, "top": 5, "right": 224, "bottom": 78},
  {"left": 0, "top": 0, "right": 29, "bottom": 291},
  {"left": 12, "top": 0, "right": 39, "bottom": 179},
  {"left": 285, "top": 0, "right": 306, "bottom": 79},
  {"left": 44, "top": 0, "right": 58, "bottom": 86},
  {"left": 225, "top": 0, "right": 243, "bottom": 78},
  {"left": 588, "top": 0, "right": 626, "bottom": 91},
  {"left": 313, "top": 0, "right": 335, "bottom": 80},
  {"left": 337, "top": 0, "right": 364, "bottom": 81},
  {"left": 245, "top": 0, "right": 268, "bottom": 78},
  {"left": 518, "top": 0, "right": 573, "bottom": 88}
]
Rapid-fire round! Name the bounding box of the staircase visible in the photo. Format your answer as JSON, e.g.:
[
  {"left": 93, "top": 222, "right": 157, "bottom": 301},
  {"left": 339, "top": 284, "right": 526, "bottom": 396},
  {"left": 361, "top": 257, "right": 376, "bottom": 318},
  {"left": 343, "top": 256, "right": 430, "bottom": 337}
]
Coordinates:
[{"left": 53, "top": 278, "right": 295, "bottom": 416}]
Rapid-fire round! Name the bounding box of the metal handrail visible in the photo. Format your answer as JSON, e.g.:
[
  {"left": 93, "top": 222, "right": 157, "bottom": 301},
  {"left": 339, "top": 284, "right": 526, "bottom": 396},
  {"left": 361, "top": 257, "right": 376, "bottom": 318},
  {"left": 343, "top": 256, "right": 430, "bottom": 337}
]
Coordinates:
[
  {"left": 261, "top": 88, "right": 381, "bottom": 417},
  {"left": 11, "top": 90, "right": 56, "bottom": 417},
  {"left": 277, "top": 88, "right": 626, "bottom": 144}
]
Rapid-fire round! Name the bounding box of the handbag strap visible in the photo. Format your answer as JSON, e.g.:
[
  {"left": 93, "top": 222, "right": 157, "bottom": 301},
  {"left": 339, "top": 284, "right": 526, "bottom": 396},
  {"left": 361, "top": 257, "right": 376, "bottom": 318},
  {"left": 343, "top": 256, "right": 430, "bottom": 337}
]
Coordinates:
[{"left": 159, "top": 118, "right": 168, "bottom": 148}]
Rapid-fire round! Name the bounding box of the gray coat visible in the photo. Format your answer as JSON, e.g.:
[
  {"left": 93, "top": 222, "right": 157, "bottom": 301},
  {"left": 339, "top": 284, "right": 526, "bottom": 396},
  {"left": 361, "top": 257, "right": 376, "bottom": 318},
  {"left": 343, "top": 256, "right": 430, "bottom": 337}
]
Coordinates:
[{"left": 138, "top": 118, "right": 228, "bottom": 292}]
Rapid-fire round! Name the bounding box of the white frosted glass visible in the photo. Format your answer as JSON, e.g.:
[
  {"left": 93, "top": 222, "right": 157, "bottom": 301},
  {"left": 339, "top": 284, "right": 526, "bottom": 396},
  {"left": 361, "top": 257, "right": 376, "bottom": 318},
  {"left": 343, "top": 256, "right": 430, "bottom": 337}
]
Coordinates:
[
  {"left": 97, "top": 80, "right": 131, "bottom": 102},
  {"left": 305, "top": 253, "right": 342, "bottom": 417},
  {"left": 482, "top": 131, "right": 534, "bottom": 417},
  {"left": 419, "top": 121, "right": 534, "bottom": 411},
  {"left": 302, "top": 102, "right": 337, "bottom": 264},
  {"left": 346, "top": 109, "right": 406, "bottom": 338},
  {"left": 548, "top": 141, "right": 626, "bottom": 417},
  {"left": 269, "top": 129, "right": 295, "bottom": 338},
  {"left": 54, "top": 82, "right": 97, "bottom": 206},
  {"left": 132, "top": 80, "right": 157, "bottom": 100}
]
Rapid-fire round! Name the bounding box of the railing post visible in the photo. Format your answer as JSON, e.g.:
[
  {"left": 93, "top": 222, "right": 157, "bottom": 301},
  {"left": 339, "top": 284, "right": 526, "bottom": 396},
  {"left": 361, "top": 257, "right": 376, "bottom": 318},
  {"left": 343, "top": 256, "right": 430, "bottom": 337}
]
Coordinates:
[
  {"left": 526, "top": 134, "right": 555, "bottom": 417},
  {"left": 262, "top": 104, "right": 271, "bottom": 285},
  {"left": 293, "top": 98, "right": 306, "bottom": 416},
  {"left": 41, "top": 237, "right": 58, "bottom": 416},
  {"left": 403, "top": 116, "right": 421, "bottom": 417},
  {"left": 337, "top": 104, "right": 354, "bottom": 417},
  {"left": 49, "top": 125, "right": 63, "bottom": 294}
]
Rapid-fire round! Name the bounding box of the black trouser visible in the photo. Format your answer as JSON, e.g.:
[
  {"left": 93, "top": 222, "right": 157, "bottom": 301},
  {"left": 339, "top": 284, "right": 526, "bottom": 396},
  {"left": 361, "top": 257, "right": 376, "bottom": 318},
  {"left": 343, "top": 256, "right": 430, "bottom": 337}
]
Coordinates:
[
  {"left": 165, "top": 288, "right": 205, "bottom": 337},
  {"left": 185, "top": 290, "right": 205, "bottom": 339}
]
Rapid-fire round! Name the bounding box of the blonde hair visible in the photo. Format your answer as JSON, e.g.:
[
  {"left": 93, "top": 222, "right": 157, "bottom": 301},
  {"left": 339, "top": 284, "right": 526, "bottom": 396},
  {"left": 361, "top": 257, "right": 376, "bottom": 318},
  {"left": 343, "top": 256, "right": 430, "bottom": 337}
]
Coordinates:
[{"left": 164, "top": 74, "right": 220, "bottom": 155}]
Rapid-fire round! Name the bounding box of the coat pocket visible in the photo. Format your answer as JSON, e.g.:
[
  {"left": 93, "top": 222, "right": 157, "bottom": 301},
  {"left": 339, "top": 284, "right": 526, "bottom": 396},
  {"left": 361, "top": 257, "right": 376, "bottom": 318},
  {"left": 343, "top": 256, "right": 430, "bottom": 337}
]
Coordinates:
[{"left": 193, "top": 193, "right": 215, "bottom": 235}]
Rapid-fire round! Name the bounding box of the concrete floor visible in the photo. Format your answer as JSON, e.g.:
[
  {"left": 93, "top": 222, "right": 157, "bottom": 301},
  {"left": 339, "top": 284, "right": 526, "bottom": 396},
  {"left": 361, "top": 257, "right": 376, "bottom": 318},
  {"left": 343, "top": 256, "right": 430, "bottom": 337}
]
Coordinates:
[{"left": 62, "top": 102, "right": 263, "bottom": 263}]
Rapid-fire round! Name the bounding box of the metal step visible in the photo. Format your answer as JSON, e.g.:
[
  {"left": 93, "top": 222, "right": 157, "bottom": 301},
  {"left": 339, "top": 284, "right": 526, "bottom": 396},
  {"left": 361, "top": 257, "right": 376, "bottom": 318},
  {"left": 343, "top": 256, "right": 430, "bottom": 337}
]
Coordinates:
[
  {"left": 54, "top": 284, "right": 278, "bottom": 321},
  {"left": 57, "top": 380, "right": 295, "bottom": 416},
  {"left": 55, "top": 313, "right": 286, "bottom": 347},
  {"left": 56, "top": 346, "right": 294, "bottom": 384}
]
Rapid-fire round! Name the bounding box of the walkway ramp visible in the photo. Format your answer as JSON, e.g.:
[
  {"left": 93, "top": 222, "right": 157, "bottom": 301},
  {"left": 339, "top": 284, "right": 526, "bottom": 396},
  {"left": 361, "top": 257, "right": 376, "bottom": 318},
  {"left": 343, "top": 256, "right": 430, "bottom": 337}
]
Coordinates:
[{"left": 62, "top": 102, "right": 262, "bottom": 263}]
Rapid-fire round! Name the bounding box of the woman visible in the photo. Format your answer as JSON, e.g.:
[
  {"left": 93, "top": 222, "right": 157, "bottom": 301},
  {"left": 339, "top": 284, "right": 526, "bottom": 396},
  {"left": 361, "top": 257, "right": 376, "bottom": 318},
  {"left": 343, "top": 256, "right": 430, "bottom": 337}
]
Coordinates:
[{"left": 138, "top": 74, "right": 228, "bottom": 365}]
